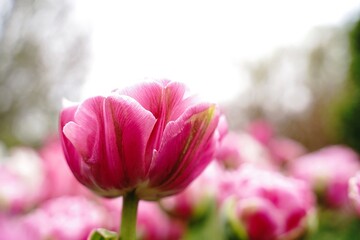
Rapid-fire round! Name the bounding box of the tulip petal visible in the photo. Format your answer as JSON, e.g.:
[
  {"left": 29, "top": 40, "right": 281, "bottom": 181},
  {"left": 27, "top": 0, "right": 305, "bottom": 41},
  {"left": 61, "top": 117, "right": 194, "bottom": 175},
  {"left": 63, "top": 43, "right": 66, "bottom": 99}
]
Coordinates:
[
  {"left": 119, "top": 80, "right": 199, "bottom": 165},
  {"left": 118, "top": 80, "right": 190, "bottom": 121},
  {"left": 147, "top": 103, "right": 219, "bottom": 196},
  {"left": 145, "top": 81, "right": 194, "bottom": 162},
  {"left": 169, "top": 95, "right": 199, "bottom": 121},
  {"left": 62, "top": 97, "right": 122, "bottom": 194},
  {"left": 59, "top": 104, "right": 78, "bottom": 164},
  {"left": 117, "top": 81, "right": 163, "bottom": 116},
  {"left": 59, "top": 104, "right": 95, "bottom": 190},
  {"left": 159, "top": 134, "right": 218, "bottom": 193},
  {"left": 63, "top": 96, "right": 106, "bottom": 164},
  {"left": 103, "top": 95, "right": 157, "bottom": 188}
]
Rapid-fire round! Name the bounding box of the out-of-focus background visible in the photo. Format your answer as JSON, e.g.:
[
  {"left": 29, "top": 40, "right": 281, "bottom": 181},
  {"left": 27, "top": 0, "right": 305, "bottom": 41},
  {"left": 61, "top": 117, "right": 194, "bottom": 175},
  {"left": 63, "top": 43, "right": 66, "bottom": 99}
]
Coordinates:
[{"left": 1, "top": 0, "right": 360, "bottom": 152}]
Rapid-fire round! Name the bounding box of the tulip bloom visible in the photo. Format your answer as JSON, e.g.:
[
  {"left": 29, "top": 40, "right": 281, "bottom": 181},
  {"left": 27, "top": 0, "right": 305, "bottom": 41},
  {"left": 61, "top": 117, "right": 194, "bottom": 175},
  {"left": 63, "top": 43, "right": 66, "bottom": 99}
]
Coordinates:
[
  {"left": 59, "top": 80, "right": 219, "bottom": 239},
  {"left": 59, "top": 79, "right": 219, "bottom": 200},
  {"left": 289, "top": 145, "right": 360, "bottom": 208},
  {"left": 222, "top": 167, "right": 316, "bottom": 240}
]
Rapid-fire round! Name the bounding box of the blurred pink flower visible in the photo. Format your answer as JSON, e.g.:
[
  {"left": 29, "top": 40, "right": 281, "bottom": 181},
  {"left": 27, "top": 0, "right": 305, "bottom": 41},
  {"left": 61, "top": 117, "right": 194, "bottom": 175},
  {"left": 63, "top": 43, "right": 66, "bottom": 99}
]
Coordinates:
[
  {"left": 0, "top": 148, "right": 44, "bottom": 213},
  {"left": 137, "top": 202, "right": 184, "bottom": 240},
  {"left": 222, "top": 167, "right": 315, "bottom": 240},
  {"left": 59, "top": 80, "right": 220, "bottom": 200},
  {"left": 216, "top": 114, "right": 229, "bottom": 141},
  {"left": 215, "top": 132, "right": 244, "bottom": 169},
  {"left": 38, "top": 137, "right": 92, "bottom": 201},
  {"left": 160, "top": 161, "right": 222, "bottom": 221},
  {"left": 349, "top": 172, "right": 360, "bottom": 215},
  {"left": 267, "top": 137, "right": 306, "bottom": 165},
  {"left": 25, "top": 196, "right": 110, "bottom": 240},
  {"left": 215, "top": 131, "right": 274, "bottom": 170},
  {"left": 0, "top": 214, "right": 39, "bottom": 240},
  {"left": 100, "top": 198, "right": 184, "bottom": 240},
  {"left": 289, "top": 145, "right": 360, "bottom": 208},
  {"left": 247, "top": 119, "right": 274, "bottom": 145},
  {"left": 246, "top": 120, "right": 306, "bottom": 166}
]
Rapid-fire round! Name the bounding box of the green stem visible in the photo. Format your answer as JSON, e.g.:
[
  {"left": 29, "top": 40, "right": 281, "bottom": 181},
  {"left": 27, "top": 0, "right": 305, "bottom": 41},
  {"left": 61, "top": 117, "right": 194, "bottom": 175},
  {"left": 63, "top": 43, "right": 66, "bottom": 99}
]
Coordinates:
[{"left": 120, "top": 191, "right": 139, "bottom": 240}]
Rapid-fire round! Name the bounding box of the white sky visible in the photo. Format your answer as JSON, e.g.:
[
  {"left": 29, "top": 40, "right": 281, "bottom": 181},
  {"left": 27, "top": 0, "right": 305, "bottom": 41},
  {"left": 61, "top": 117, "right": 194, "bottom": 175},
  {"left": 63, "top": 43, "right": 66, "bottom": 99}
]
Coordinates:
[{"left": 74, "top": 0, "right": 360, "bottom": 103}]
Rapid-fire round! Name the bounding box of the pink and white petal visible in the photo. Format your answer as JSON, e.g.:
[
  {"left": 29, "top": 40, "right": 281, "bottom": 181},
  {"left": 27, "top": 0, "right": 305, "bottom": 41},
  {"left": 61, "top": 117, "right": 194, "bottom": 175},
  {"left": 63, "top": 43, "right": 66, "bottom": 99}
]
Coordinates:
[
  {"left": 103, "top": 95, "right": 156, "bottom": 188},
  {"left": 169, "top": 95, "right": 199, "bottom": 121},
  {"left": 145, "top": 81, "right": 193, "bottom": 156},
  {"left": 161, "top": 81, "right": 188, "bottom": 116},
  {"left": 118, "top": 80, "right": 192, "bottom": 162},
  {"left": 117, "top": 80, "right": 187, "bottom": 120},
  {"left": 64, "top": 119, "right": 115, "bottom": 194},
  {"left": 158, "top": 135, "right": 218, "bottom": 195},
  {"left": 161, "top": 104, "right": 219, "bottom": 186},
  {"left": 59, "top": 104, "right": 78, "bottom": 162},
  {"left": 63, "top": 96, "right": 106, "bottom": 164},
  {"left": 59, "top": 105, "right": 85, "bottom": 180},
  {"left": 148, "top": 103, "right": 219, "bottom": 192},
  {"left": 61, "top": 97, "right": 119, "bottom": 193},
  {"left": 115, "top": 81, "right": 163, "bottom": 116}
]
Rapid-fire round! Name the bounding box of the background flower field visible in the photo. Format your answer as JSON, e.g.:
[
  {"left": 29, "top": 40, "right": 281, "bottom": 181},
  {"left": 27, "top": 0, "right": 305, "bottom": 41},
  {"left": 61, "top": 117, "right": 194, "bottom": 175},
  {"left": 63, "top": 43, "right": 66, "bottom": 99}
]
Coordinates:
[{"left": 1, "top": 1, "right": 360, "bottom": 239}]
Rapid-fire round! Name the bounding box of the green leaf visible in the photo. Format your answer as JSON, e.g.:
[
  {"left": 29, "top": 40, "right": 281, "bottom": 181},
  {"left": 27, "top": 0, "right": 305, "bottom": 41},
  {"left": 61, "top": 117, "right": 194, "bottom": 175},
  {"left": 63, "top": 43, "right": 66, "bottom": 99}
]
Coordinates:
[{"left": 88, "top": 228, "right": 118, "bottom": 240}]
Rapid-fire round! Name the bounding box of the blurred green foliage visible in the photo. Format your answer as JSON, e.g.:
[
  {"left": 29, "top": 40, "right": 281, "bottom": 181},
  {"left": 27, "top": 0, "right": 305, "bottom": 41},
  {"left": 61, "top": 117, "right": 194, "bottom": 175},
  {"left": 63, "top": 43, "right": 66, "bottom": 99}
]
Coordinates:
[
  {"left": 183, "top": 200, "right": 224, "bottom": 240},
  {"left": 339, "top": 16, "right": 360, "bottom": 153},
  {"left": 307, "top": 209, "right": 360, "bottom": 240},
  {"left": 349, "top": 18, "right": 360, "bottom": 87}
]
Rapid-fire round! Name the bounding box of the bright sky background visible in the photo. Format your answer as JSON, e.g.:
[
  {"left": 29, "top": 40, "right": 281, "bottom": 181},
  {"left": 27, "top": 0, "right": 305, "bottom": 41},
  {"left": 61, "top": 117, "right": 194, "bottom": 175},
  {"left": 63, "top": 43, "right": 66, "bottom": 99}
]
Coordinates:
[{"left": 74, "top": 0, "right": 360, "bottom": 103}]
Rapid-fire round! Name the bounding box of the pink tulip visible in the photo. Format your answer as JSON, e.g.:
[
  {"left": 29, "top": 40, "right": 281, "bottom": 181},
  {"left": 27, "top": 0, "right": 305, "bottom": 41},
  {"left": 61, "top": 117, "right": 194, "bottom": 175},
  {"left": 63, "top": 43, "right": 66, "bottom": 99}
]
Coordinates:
[
  {"left": 222, "top": 167, "right": 315, "bottom": 240},
  {"left": 289, "top": 145, "right": 360, "bottom": 208},
  {"left": 59, "top": 79, "right": 220, "bottom": 200},
  {"left": 349, "top": 172, "right": 360, "bottom": 215}
]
